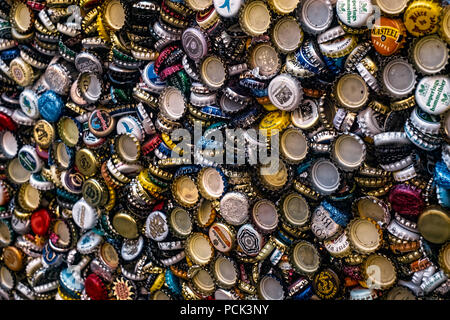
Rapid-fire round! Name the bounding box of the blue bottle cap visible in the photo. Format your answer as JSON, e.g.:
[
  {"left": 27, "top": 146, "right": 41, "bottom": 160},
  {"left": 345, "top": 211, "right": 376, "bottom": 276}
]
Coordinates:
[{"left": 37, "top": 90, "right": 63, "bottom": 123}]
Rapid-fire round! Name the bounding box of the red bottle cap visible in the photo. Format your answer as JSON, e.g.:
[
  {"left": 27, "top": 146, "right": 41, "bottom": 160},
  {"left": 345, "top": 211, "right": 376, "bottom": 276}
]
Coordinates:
[
  {"left": 0, "top": 112, "right": 17, "bottom": 131},
  {"left": 85, "top": 273, "right": 108, "bottom": 300},
  {"left": 31, "top": 209, "right": 51, "bottom": 236},
  {"left": 388, "top": 184, "right": 424, "bottom": 218}
]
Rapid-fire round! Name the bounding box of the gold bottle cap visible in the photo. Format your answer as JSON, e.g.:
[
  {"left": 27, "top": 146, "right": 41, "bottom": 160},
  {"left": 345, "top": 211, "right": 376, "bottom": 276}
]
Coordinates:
[
  {"left": 354, "top": 196, "right": 390, "bottom": 226},
  {"left": 332, "top": 133, "right": 366, "bottom": 171},
  {"left": 362, "top": 254, "right": 396, "bottom": 290},
  {"left": 7, "top": 157, "right": 31, "bottom": 184},
  {"left": 75, "top": 149, "right": 99, "bottom": 177},
  {"left": 374, "top": 0, "right": 408, "bottom": 16},
  {"left": 82, "top": 178, "right": 108, "bottom": 208},
  {"left": 33, "top": 120, "right": 55, "bottom": 149},
  {"left": 115, "top": 133, "right": 140, "bottom": 163},
  {"left": 249, "top": 43, "right": 281, "bottom": 79},
  {"left": 10, "top": 1, "right": 34, "bottom": 34},
  {"left": 18, "top": 183, "right": 41, "bottom": 211},
  {"left": 186, "top": 0, "right": 212, "bottom": 11},
  {"left": 172, "top": 176, "right": 199, "bottom": 208},
  {"left": 57, "top": 117, "right": 80, "bottom": 147},
  {"left": 196, "top": 199, "right": 216, "bottom": 228},
  {"left": 440, "top": 5, "right": 450, "bottom": 45},
  {"left": 259, "top": 110, "right": 291, "bottom": 136},
  {"left": 259, "top": 160, "right": 288, "bottom": 190},
  {"left": 3, "top": 246, "right": 24, "bottom": 272},
  {"left": 386, "top": 286, "right": 417, "bottom": 300},
  {"left": 281, "top": 192, "right": 310, "bottom": 228},
  {"left": 112, "top": 212, "right": 139, "bottom": 239},
  {"left": 271, "top": 16, "right": 303, "bottom": 53},
  {"left": 102, "top": 0, "right": 126, "bottom": 31},
  {"left": 185, "top": 232, "right": 214, "bottom": 266},
  {"left": 9, "top": 57, "right": 34, "bottom": 87},
  {"left": 169, "top": 207, "right": 193, "bottom": 239},
  {"left": 99, "top": 242, "right": 119, "bottom": 270},
  {"left": 268, "top": 0, "right": 299, "bottom": 15},
  {"left": 346, "top": 217, "right": 383, "bottom": 254},
  {"left": 334, "top": 73, "right": 369, "bottom": 110},
  {"left": 192, "top": 269, "right": 215, "bottom": 296},
  {"left": 151, "top": 290, "right": 171, "bottom": 300},
  {"left": 290, "top": 241, "right": 320, "bottom": 276},
  {"left": 208, "top": 222, "right": 235, "bottom": 253},
  {"left": 212, "top": 256, "right": 237, "bottom": 289},
  {"left": 324, "top": 232, "right": 351, "bottom": 258},
  {"left": 198, "top": 167, "right": 225, "bottom": 200},
  {"left": 439, "top": 242, "right": 450, "bottom": 277},
  {"left": 200, "top": 56, "right": 227, "bottom": 90},
  {"left": 280, "top": 128, "right": 308, "bottom": 163},
  {"left": 417, "top": 205, "right": 450, "bottom": 244},
  {"left": 239, "top": 1, "right": 271, "bottom": 36}
]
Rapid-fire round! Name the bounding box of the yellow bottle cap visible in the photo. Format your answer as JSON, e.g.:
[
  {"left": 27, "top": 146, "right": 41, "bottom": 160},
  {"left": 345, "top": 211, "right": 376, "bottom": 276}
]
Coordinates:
[
  {"left": 259, "top": 110, "right": 291, "bottom": 136},
  {"left": 404, "top": 0, "right": 442, "bottom": 37},
  {"left": 18, "top": 182, "right": 41, "bottom": 211},
  {"left": 239, "top": 1, "right": 271, "bottom": 36},
  {"left": 112, "top": 212, "right": 139, "bottom": 239},
  {"left": 33, "top": 120, "right": 55, "bottom": 149}
]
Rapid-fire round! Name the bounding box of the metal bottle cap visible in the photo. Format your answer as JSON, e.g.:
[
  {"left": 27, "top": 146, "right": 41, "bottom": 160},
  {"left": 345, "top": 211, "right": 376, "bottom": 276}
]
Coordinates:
[
  {"left": 239, "top": 1, "right": 271, "bottom": 36},
  {"left": 382, "top": 58, "right": 416, "bottom": 99},
  {"left": 249, "top": 43, "right": 281, "bottom": 79},
  {"left": 209, "top": 222, "right": 235, "bottom": 253},
  {"left": 252, "top": 199, "right": 278, "bottom": 234},
  {"left": 200, "top": 56, "right": 227, "bottom": 90},
  {"left": 72, "top": 198, "right": 98, "bottom": 230},
  {"left": 336, "top": 0, "right": 373, "bottom": 28},
  {"left": 309, "top": 158, "right": 340, "bottom": 195},
  {"left": 268, "top": 73, "right": 303, "bottom": 111},
  {"left": 170, "top": 207, "right": 193, "bottom": 239},
  {"left": 335, "top": 73, "right": 369, "bottom": 110},
  {"left": 291, "top": 99, "right": 319, "bottom": 129},
  {"left": 114, "top": 212, "right": 139, "bottom": 239},
  {"left": 374, "top": 0, "right": 408, "bottom": 16},
  {"left": 19, "top": 89, "right": 40, "bottom": 120},
  {"left": 411, "top": 35, "right": 449, "bottom": 75},
  {"left": 182, "top": 27, "right": 209, "bottom": 61},
  {"left": 237, "top": 223, "right": 263, "bottom": 256},
  {"left": 219, "top": 192, "right": 249, "bottom": 226},
  {"left": 213, "top": 0, "right": 243, "bottom": 18},
  {"left": 158, "top": 87, "right": 186, "bottom": 121},
  {"left": 185, "top": 232, "right": 214, "bottom": 266},
  {"left": 417, "top": 205, "right": 450, "bottom": 244},
  {"left": 145, "top": 211, "right": 169, "bottom": 241},
  {"left": 415, "top": 75, "right": 450, "bottom": 115},
  {"left": 271, "top": 16, "right": 303, "bottom": 53},
  {"left": 332, "top": 133, "right": 366, "bottom": 171},
  {"left": 212, "top": 256, "right": 238, "bottom": 289},
  {"left": 257, "top": 275, "right": 285, "bottom": 300},
  {"left": 290, "top": 241, "right": 320, "bottom": 275},
  {"left": 17, "top": 145, "right": 43, "bottom": 173},
  {"left": 297, "top": 0, "right": 333, "bottom": 35},
  {"left": 280, "top": 128, "right": 308, "bottom": 163}
]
